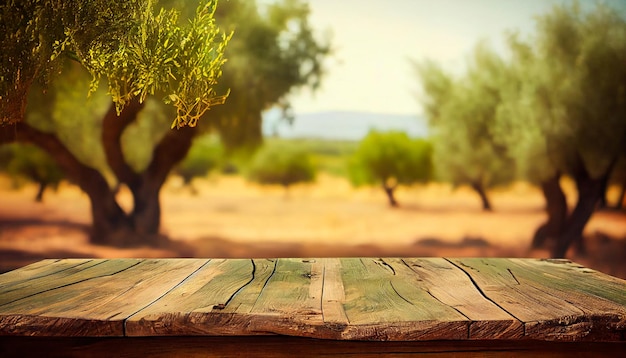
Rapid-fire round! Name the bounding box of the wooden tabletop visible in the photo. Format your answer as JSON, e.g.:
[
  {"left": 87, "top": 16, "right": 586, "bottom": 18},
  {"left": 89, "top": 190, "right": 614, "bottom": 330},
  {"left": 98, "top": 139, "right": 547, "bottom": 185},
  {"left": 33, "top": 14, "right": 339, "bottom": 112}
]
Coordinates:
[{"left": 0, "top": 258, "right": 624, "bottom": 341}]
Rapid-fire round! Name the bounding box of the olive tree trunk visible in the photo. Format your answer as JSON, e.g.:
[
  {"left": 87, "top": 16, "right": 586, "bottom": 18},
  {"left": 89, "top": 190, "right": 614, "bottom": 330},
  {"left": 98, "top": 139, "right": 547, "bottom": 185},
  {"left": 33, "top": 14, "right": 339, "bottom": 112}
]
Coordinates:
[
  {"left": 470, "top": 181, "right": 492, "bottom": 211},
  {"left": 531, "top": 173, "right": 568, "bottom": 249},
  {"left": 382, "top": 183, "right": 399, "bottom": 208},
  {"left": 9, "top": 100, "right": 196, "bottom": 247}
]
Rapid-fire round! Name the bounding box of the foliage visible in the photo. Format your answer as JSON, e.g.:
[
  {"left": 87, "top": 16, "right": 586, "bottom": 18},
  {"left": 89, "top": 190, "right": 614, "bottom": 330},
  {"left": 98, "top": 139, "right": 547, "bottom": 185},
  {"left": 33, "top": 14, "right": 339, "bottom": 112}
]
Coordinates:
[
  {"left": 349, "top": 130, "right": 431, "bottom": 187},
  {"left": 1, "top": 0, "right": 230, "bottom": 129},
  {"left": 415, "top": 1, "right": 626, "bottom": 254},
  {"left": 246, "top": 142, "right": 316, "bottom": 189},
  {"left": 491, "top": 3, "right": 626, "bottom": 185},
  {"left": 264, "top": 138, "right": 358, "bottom": 176},
  {"left": 349, "top": 130, "right": 431, "bottom": 206},
  {"left": 414, "top": 43, "right": 516, "bottom": 193},
  {"left": 175, "top": 134, "right": 224, "bottom": 185},
  {"left": 196, "top": 0, "right": 331, "bottom": 149},
  {"left": 0, "top": 143, "right": 64, "bottom": 200},
  {"left": 499, "top": 2, "right": 626, "bottom": 256},
  {"left": 0, "top": 0, "right": 330, "bottom": 246}
]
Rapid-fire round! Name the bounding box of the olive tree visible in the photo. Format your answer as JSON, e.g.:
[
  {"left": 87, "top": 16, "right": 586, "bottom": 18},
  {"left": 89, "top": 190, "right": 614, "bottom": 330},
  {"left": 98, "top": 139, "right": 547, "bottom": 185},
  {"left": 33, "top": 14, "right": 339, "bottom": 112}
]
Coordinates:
[
  {"left": 415, "top": 2, "right": 626, "bottom": 257},
  {"left": 246, "top": 142, "right": 316, "bottom": 192},
  {"left": 0, "top": 0, "right": 330, "bottom": 246},
  {"left": 497, "top": 3, "right": 626, "bottom": 257},
  {"left": 348, "top": 130, "right": 432, "bottom": 207},
  {"left": 415, "top": 43, "right": 516, "bottom": 211},
  {"left": 0, "top": 143, "right": 64, "bottom": 202}
]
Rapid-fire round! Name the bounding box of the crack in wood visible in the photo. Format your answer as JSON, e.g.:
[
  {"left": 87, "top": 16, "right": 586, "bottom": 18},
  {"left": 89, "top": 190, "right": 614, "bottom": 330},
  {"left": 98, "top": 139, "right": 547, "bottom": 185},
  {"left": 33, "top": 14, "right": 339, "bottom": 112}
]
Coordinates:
[
  {"left": 0, "top": 260, "right": 143, "bottom": 308},
  {"left": 25, "top": 260, "right": 99, "bottom": 281},
  {"left": 251, "top": 259, "right": 278, "bottom": 310},
  {"left": 508, "top": 269, "right": 521, "bottom": 285},
  {"left": 424, "top": 288, "right": 471, "bottom": 322},
  {"left": 389, "top": 281, "right": 414, "bottom": 306},
  {"left": 0, "top": 260, "right": 101, "bottom": 296},
  {"left": 376, "top": 259, "right": 396, "bottom": 275},
  {"left": 123, "top": 259, "right": 211, "bottom": 336},
  {"left": 216, "top": 259, "right": 257, "bottom": 310},
  {"left": 444, "top": 258, "right": 525, "bottom": 336}
]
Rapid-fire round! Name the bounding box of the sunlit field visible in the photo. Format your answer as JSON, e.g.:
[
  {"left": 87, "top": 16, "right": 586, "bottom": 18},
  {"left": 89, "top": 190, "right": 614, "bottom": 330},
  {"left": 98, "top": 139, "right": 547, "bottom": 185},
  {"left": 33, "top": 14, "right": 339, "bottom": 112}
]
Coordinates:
[{"left": 1, "top": 173, "right": 624, "bottom": 278}]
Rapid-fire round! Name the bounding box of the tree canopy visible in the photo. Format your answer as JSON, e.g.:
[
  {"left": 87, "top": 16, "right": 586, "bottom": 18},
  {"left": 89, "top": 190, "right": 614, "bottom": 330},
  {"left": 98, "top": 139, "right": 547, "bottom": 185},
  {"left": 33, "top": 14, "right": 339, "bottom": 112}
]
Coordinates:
[
  {"left": 414, "top": 43, "right": 516, "bottom": 211},
  {"left": 0, "top": 143, "right": 64, "bottom": 202},
  {"left": 0, "top": 0, "right": 330, "bottom": 246},
  {"left": 415, "top": 1, "right": 626, "bottom": 257},
  {"left": 246, "top": 142, "right": 316, "bottom": 191},
  {"left": 1, "top": 0, "right": 230, "bottom": 130},
  {"left": 349, "top": 130, "right": 432, "bottom": 207}
]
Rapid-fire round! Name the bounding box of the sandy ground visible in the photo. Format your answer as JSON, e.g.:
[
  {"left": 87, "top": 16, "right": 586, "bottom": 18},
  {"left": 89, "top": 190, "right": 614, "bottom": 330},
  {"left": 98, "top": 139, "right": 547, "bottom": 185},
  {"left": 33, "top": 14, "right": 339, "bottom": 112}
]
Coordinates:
[{"left": 1, "top": 174, "right": 625, "bottom": 279}]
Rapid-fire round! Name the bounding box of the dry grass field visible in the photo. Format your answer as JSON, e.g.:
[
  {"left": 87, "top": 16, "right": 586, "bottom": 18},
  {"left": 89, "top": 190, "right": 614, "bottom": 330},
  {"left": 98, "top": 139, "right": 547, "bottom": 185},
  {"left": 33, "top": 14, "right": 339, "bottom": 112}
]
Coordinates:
[{"left": 1, "top": 173, "right": 625, "bottom": 278}]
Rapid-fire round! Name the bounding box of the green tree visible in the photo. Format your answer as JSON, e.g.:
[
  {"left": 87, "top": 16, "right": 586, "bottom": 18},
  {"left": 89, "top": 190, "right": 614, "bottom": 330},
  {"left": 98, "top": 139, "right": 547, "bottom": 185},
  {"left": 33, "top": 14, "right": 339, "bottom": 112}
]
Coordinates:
[
  {"left": 1, "top": 0, "right": 229, "bottom": 246},
  {"left": 496, "top": 3, "right": 626, "bottom": 257},
  {"left": 0, "top": 0, "right": 329, "bottom": 246},
  {"left": 415, "top": 43, "right": 516, "bottom": 211},
  {"left": 348, "top": 130, "right": 432, "bottom": 207},
  {"left": 0, "top": 143, "right": 64, "bottom": 202},
  {"left": 246, "top": 142, "right": 316, "bottom": 192},
  {"left": 1, "top": 0, "right": 229, "bottom": 128}
]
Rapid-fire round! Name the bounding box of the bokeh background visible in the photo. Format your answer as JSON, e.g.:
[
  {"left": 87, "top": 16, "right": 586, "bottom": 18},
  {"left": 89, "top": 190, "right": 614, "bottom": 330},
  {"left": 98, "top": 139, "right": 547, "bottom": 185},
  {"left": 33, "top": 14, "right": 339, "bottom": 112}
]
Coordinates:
[{"left": 1, "top": 0, "right": 625, "bottom": 278}]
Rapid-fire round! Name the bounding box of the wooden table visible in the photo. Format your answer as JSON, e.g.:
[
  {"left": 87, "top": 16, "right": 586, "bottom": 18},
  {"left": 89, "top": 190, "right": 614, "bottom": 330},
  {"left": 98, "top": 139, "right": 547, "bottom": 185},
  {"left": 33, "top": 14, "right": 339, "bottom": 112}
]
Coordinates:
[{"left": 0, "top": 258, "right": 625, "bottom": 357}]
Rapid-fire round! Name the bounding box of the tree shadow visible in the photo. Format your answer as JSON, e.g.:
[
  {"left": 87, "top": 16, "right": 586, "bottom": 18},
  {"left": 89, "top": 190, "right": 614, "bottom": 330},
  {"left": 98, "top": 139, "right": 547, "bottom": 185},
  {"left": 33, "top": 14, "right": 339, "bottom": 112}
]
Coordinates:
[{"left": 0, "top": 217, "right": 90, "bottom": 232}]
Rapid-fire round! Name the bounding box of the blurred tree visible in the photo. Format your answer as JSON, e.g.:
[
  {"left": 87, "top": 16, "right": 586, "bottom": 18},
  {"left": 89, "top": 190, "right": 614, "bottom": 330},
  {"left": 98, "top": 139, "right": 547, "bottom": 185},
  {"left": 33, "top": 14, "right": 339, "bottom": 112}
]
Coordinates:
[
  {"left": 1, "top": 0, "right": 229, "bottom": 129},
  {"left": 174, "top": 134, "right": 224, "bottom": 193},
  {"left": 497, "top": 3, "right": 626, "bottom": 257},
  {"left": 163, "top": 0, "right": 330, "bottom": 149},
  {"left": 0, "top": 143, "right": 64, "bottom": 202},
  {"left": 415, "top": 43, "right": 516, "bottom": 211},
  {"left": 246, "top": 142, "right": 316, "bottom": 192},
  {"left": 1, "top": 0, "right": 229, "bottom": 246},
  {"left": 348, "top": 130, "right": 432, "bottom": 207},
  {"left": 0, "top": 0, "right": 329, "bottom": 246}
]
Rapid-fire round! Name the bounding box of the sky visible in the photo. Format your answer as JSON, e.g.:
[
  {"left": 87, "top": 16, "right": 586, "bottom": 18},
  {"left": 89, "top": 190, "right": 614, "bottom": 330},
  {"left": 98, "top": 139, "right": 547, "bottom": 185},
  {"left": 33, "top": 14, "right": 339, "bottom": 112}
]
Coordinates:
[{"left": 284, "top": 0, "right": 625, "bottom": 116}]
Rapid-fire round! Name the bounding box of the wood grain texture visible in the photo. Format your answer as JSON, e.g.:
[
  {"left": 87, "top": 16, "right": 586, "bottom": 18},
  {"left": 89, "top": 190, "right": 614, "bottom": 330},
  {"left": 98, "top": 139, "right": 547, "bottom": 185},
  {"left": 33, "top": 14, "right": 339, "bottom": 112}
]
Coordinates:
[
  {"left": 399, "top": 258, "right": 523, "bottom": 339},
  {"left": 1, "top": 257, "right": 625, "bottom": 342},
  {"left": 339, "top": 258, "right": 468, "bottom": 340},
  {"left": 0, "top": 259, "right": 206, "bottom": 336},
  {"left": 448, "top": 258, "right": 626, "bottom": 341}
]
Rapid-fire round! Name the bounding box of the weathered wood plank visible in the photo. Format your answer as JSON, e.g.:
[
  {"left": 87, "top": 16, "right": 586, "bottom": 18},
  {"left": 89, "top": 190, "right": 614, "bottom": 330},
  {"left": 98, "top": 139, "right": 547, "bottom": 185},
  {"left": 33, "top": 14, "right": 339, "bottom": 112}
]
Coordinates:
[
  {"left": 0, "top": 259, "right": 206, "bottom": 336},
  {"left": 339, "top": 258, "right": 468, "bottom": 340},
  {"left": 321, "top": 258, "right": 349, "bottom": 325},
  {"left": 0, "top": 259, "right": 129, "bottom": 306},
  {"left": 509, "top": 258, "right": 626, "bottom": 306},
  {"left": 245, "top": 258, "right": 325, "bottom": 336},
  {"left": 448, "top": 258, "right": 626, "bottom": 341},
  {"left": 126, "top": 259, "right": 255, "bottom": 336},
  {"left": 249, "top": 258, "right": 321, "bottom": 316},
  {"left": 0, "top": 259, "right": 90, "bottom": 287},
  {"left": 127, "top": 259, "right": 330, "bottom": 338},
  {"left": 399, "top": 258, "right": 523, "bottom": 339},
  {"left": 0, "top": 257, "right": 625, "bottom": 342},
  {"left": 221, "top": 259, "right": 277, "bottom": 315},
  {"left": 505, "top": 258, "right": 626, "bottom": 340}
]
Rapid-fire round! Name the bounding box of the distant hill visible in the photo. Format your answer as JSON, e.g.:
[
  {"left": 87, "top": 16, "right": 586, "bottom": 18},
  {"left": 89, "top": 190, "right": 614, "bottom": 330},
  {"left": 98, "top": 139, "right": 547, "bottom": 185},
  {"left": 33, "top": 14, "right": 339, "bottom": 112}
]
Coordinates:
[{"left": 263, "top": 111, "right": 429, "bottom": 141}]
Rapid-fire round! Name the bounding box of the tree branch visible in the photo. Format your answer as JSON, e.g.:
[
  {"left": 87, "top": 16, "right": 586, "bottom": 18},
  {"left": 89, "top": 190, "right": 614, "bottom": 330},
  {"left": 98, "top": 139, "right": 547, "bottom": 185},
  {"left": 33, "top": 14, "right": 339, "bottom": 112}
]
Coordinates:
[
  {"left": 101, "top": 99, "right": 145, "bottom": 189},
  {"left": 11, "top": 122, "right": 100, "bottom": 189},
  {"left": 145, "top": 126, "right": 197, "bottom": 189}
]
